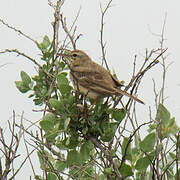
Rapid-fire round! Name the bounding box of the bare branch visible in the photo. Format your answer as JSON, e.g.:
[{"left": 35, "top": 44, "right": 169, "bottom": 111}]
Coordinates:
[
  {"left": 51, "top": 0, "right": 65, "bottom": 63},
  {"left": 89, "top": 137, "right": 123, "bottom": 179},
  {"left": 60, "top": 14, "right": 78, "bottom": 50},
  {"left": 176, "top": 132, "right": 180, "bottom": 180},
  {"left": 113, "top": 48, "right": 167, "bottom": 108},
  {"left": 0, "top": 112, "right": 26, "bottom": 179},
  {"left": 0, "top": 49, "right": 53, "bottom": 78},
  {"left": 0, "top": 19, "right": 36, "bottom": 43},
  {"left": 119, "top": 121, "right": 153, "bottom": 169},
  {"left": 99, "top": 0, "right": 113, "bottom": 71}
]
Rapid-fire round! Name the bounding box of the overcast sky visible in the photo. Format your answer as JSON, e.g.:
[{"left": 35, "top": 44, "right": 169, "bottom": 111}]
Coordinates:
[{"left": 0, "top": 0, "right": 180, "bottom": 178}]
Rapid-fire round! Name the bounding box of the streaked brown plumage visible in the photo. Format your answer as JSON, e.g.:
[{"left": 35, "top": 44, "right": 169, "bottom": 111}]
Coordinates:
[{"left": 61, "top": 50, "right": 144, "bottom": 104}]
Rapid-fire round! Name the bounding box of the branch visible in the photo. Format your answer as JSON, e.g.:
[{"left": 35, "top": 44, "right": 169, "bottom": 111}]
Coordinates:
[
  {"left": 113, "top": 48, "right": 168, "bottom": 108},
  {"left": 119, "top": 121, "right": 153, "bottom": 169},
  {"left": 89, "top": 137, "right": 123, "bottom": 179},
  {"left": 59, "top": 7, "right": 81, "bottom": 50},
  {"left": 176, "top": 132, "right": 180, "bottom": 180},
  {"left": 126, "top": 48, "right": 168, "bottom": 91},
  {"left": 60, "top": 15, "right": 76, "bottom": 50},
  {"left": 0, "top": 111, "right": 25, "bottom": 179},
  {"left": 0, "top": 19, "right": 36, "bottom": 43},
  {"left": 51, "top": 0, "right": 65, "bottom": 63},
  {"left": 99, "top": 0, "right": 113, "bottom": 71},
  {"left": 0, "top": 49, "right": 53, "bottom": 78}
]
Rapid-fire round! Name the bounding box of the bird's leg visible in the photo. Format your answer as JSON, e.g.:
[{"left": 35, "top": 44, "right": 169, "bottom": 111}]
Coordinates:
[
  {"left": 83, "top": 95, "right": 88, "bottom": 111},
  {"left": 88, "top": 98, "right": 99, "bottom": 113},
  {"left": 104, "top": 97, "right": 110, "bottom": 105},
  {"left": 84, "top": 90, "right": 98, "bottom": 112}
]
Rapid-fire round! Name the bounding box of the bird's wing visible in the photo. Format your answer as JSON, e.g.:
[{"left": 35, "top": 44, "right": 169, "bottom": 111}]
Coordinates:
[
  {"left": 111, "top": 74, "right": 124, "bottom": 87},
  {"left": 70, "top": 63, "right": 144, "bottom": 104},
  {"left": 71, "top": 70, "right": 144, "bottom": 104},
  {"left": 70, "top": 68, "right": 117, "bottom": 96}
]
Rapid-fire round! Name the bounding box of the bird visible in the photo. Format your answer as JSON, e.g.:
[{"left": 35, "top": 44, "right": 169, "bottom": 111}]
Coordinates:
[{"left": 60, "top": 49, "right": 144, "bottom": 105}]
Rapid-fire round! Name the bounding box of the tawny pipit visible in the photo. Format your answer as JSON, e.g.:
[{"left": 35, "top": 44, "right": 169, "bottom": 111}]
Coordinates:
[{"left": 61, "top": 50, "right": 144, "bottom": 105}]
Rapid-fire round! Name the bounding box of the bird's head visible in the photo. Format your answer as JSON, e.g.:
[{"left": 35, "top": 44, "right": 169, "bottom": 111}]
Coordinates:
[{"left": 61, "top": 50, "right": 91, "bottom": 67}]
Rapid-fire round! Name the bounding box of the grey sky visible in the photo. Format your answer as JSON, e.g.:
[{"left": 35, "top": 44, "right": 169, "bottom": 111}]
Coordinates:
[{"left": 0, "top": 0, "right": 180, "bottom": 178}]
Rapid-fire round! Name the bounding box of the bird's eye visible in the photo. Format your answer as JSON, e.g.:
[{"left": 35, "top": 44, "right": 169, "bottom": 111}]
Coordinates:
[{"left": 72, "top": 53, "right": 78, "bottom": 58}]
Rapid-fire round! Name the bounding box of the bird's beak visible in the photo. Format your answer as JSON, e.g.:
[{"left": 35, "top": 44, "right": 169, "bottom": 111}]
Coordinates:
[
  {"left": 58, "top": 52, "right": 73, "bottom": 65},
  {"left": 58, "top": 49, "right": 71, "bottom": 57},
  {"left": 58, "top": 53, "right": 69, "bottom": 57}
]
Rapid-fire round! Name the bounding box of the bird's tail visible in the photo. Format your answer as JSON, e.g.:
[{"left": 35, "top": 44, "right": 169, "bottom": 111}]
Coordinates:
[{"left": 116, "top": 89, "right": 144, "bottom": 104}]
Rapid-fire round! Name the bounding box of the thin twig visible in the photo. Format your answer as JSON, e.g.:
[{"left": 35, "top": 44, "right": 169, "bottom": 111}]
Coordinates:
[
  {"left": 59, "top": 7, "right": 81, "bottom": 50},
  {"left": 0, "top": 49, "right": 53, "bottom": 78},
  {"left": 0, "top": 19, "right": 36, "bottom": 43},
  {"left": 89, "top": 137, "right": 123, "bottom": 179},
  {"left": 99, "top": 0, "right": 113, "bottom": 71},
  {"left": 119, "top": 121, "right": 153, "bottom": 169},
  {"left": 113, "top": 48, "right": 167, "bottom": 108},
  {"left": 176, "top": 132, "right": 180, "bottom": 180},
  {"left": 51, "top": 0, "right": 65, "bottom": 63}
]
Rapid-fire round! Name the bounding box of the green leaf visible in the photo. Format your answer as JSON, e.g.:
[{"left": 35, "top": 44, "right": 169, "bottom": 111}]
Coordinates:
[
  {"left": 20, "top": 71, "right": 31, "bottom": 86},
  {"left": 66, "top": 133, "right": 79, "bottom": 149},
  {"left": 156, "top": 104, "right": 179, "bottom": 139},
  {"left": 40, "top": 120, "right": 54, "bottom": 132},
  {"left": 131, "top": 147, "right": 139, "bottom": 163},
  {"left": 55, "top": 160, "right": 67, "bottom": 172},
  {"left": 56, "top": 138, "right": 69, "bottom": 150},
  {"left": 43, "top": 113, "right": 57, "bottom": 122},
  {"left": 101, "top": 122, "right": 117, "bottom": 142},
  {"left": 49, "top": 98, "right": 64, "bottom": 112},
  {"left": 156, "top": 103, "right": 170, "bottom": 125},
  {"left": 57, "top": 73, "right": 69, "bottom": 85},
  {"left": 60, "top": 84, "right": 72, "bottom": 96},
  {"left": 167, "top": 117, "right": 179, "bottom": 136},
  {"left": 135, "top": 152, "right": 154, "bottom": 172},
  {"left": 33, "top": 98, "right": 43, "bottom": 105},
  {"left": 110, "top": 149, "right": 116, "bottom": 157},
  {"left": 98, "top": 174, "right": 107, "bottom": 180},
  {"left": 36, "top": 35, "right": 51, "bottom": 51},
  {"left": 139, "top": 132, "right": 156, "bottom": 152},
  {"left": 15, "top": 81, "right": 31, "bottom": 93},
  {"left": 37, "top": 150, "right": 54, "bottom": 170},
  {"left": 34, "top": 175, "right": 43, "bottom": 180},
  {"left": 59, "top": 61, "right": 66, "bottom": 70},
  {"left": 67, "top": 150, "right": 81, "bottom": 166},
  {"left": 43, "top": 35, "right": 51, "bottom": 48},
  {"left": 119, "top": 164, "right": 133, "bottom": 178},
  {"left": 15, "top": 71, "right": 31, "bottom": 93},
  {"left": 57, "top": 73, "right": 72, "bottom": 96},
  {"left": 37, "top": 151, "right": 46, "bottom": 170},
  {"left": 84, "top": 165, "right": 94, "bottom": 177},
  {"left": 56, "top": 116, "right": 67, "bottom": 131},
  {"left": 121, "top": 137, "right": 132, "bottom": 161},
  {"left": 80, "top": 141, "right": 94, "bottom": 162},
  {"left": 104, "top": 167, "right": 113, "bottom": 175},
  {"left": 169, "top": 152, "right": 176, "bottom": 160},
  {"left": 40, "top": 114, "right": 60, "bottom": 141},
  {"left": 47, "top": 172, "right": 57, "bottom": 180},
  {"left": 112, "top": 108, "right": 126, "bottom": 122},
  {"left": 135, "top": 156, "right": 151, "bottom": 171},
  {"left": 147, "top": 123, "right": 157, "bottom": 133},
  {"left": 134, "top": 134, "right": 140, "bottom": 148},
  {"left": 28, "top": 94, "right": 34, "bottom": 98},
  {"left": 45, "top": 131, "right": 58, "bottom": 142}
]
